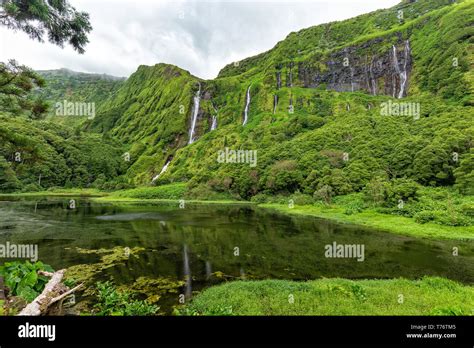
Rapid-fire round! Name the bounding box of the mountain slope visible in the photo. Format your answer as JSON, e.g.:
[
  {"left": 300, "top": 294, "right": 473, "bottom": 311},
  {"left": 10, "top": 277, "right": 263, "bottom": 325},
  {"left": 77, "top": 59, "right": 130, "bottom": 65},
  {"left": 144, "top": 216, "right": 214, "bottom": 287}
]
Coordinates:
[
  {"left": 81, "top": 0, "right": 473, "bottom": 195},
  {"left": 2, "top": 0, "right": 472, "bottom": 198},
  {"left": 35, "top": 68, "right": 125, "bottom": 125}
]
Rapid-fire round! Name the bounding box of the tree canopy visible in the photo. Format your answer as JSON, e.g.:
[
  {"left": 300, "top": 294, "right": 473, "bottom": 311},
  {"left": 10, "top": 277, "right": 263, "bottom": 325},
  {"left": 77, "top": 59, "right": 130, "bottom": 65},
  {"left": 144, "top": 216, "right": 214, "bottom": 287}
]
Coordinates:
[{"left": 0, "top": 0, "right": 92, "bottom": 53}]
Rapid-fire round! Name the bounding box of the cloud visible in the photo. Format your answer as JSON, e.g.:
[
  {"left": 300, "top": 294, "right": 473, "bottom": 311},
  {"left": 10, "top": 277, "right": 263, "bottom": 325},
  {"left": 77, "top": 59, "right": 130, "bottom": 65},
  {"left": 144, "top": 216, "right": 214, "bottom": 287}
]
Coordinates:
[{"left": 0, "top": 0, "right": 400, "bottom": 79}]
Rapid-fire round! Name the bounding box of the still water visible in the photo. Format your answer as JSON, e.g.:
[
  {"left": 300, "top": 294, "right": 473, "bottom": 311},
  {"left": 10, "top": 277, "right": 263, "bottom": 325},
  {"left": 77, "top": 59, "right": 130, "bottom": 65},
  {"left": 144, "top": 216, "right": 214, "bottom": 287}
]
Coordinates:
[{"left": 0, "top": 196, "right": 473, "bottom": 313}]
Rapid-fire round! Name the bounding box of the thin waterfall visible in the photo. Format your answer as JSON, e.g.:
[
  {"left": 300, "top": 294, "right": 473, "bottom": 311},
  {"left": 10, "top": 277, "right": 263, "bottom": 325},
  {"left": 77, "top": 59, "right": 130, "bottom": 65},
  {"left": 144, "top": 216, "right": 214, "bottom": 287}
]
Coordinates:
[
  {"left": 350, "top": 67, "right": 355, "bottom": 92},
  {"left": 369, "top": 58, "right": 376, "bottom": 95},
  {"left": 188, "top": 82, "right": 201, "bottom": 144},
  {"left": 210, "top": 102, "right": 218, "bottom": 131},
  {"left": 242, "top": 86, "right": 251, "bottom": 126},
  {"left": 392, "top": 44, "right": 401, "bottom": 98},
  {"left": 211, "top": 115, "right": 217, "bottom": 131},
  {"left": 152, "top": 158, "right": 171, "bottom": 182},
  {"left": 273, "top": 95, "right": 278, "bottom": 114},
  {"left": 183, "top": 245, "right": 192, "bottom": 299},
  {"left": 398, "top": 40, "right": 411, "bottom": 99}
]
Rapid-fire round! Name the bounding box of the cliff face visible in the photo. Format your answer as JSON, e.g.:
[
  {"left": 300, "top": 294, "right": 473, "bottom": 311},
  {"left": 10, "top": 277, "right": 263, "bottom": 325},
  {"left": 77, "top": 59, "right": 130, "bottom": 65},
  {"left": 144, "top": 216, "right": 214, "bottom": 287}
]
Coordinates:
[{"left": 297, "top": 38, "right": 412, "bottom": 98}]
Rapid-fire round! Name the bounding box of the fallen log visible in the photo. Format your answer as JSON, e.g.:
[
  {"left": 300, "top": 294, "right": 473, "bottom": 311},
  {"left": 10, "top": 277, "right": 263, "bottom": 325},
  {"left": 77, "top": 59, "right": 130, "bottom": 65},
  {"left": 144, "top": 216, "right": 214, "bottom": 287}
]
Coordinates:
[
  {"left": 50, "top": 283, "right": 83, "bottom": 306},
  {"left": 18, "top": 269, "right": 66, "bottom": 316}
]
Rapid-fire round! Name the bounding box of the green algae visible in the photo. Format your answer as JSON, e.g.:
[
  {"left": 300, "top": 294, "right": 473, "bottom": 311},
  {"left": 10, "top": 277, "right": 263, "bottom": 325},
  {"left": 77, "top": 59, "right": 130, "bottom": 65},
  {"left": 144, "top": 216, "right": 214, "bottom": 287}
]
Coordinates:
[{"left": 117, "top": 276, "right": 185, "bottom": 304}]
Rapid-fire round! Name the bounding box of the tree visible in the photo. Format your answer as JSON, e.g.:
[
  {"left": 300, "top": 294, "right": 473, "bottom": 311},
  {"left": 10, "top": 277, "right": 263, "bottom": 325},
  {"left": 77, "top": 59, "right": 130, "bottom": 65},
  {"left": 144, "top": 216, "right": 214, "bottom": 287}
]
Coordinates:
[
  {"left": 0, "top": 155, "right": 20, "bottom": 192},
  {"left": 454, "top": 149, "right": 474, "bottom": 195},
  {"left": 0, "top": 59, "right": 47, "bottom": 117},
  {"left": 0, "top": 0, "right": 92, "bottom": 54}
]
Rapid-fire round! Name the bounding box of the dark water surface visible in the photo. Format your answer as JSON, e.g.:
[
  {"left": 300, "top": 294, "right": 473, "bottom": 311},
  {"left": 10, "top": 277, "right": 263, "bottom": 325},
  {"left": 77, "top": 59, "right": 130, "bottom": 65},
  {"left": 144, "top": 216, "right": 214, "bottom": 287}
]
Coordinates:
[{"left": 0, "top": 196, "right": 473, "bottom": 313}]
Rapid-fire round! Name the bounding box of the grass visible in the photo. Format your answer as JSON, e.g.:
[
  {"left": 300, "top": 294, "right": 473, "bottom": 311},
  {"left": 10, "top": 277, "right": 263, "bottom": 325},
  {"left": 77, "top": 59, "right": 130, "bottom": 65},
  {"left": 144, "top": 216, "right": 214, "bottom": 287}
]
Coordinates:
[
  {"left": 0, "top": 188, "right": 105, "bottom": 197},
  {"left": 110, "top": 183, "right": 188, "bottom": 200},
  {"left": 259, "top": 203, "right": 474, "bottom": 240},
  {"left": 181, "top": 277, "right": 474, "bottom": 316}
]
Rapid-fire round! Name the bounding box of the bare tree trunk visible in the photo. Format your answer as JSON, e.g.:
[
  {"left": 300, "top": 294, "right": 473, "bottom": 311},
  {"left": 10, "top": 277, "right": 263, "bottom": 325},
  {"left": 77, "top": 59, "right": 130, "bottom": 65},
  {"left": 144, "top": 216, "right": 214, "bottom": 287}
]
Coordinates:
[{"left": 18, "top": 270, "right": 65, "bottom": 316}]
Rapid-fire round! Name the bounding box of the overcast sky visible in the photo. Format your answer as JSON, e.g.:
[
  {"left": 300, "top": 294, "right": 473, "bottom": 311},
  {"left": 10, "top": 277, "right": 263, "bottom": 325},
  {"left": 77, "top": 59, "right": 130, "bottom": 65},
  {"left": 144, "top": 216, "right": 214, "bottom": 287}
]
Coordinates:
[{"left": 0, "top": 0, "right": 400, "bottom": 79}]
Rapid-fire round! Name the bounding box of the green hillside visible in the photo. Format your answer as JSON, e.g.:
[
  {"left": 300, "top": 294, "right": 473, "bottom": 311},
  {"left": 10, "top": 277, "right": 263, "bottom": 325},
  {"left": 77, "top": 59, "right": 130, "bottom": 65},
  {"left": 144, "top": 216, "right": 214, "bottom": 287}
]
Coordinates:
[
  {"left": 1, "top": 0, "right": 473, "bottom": 204},
  {"left": 35, "top": 68, "right": 125, "bottom": 125},
  {"left": 78, "top": 0, "right": 473, "bottom": 195}
]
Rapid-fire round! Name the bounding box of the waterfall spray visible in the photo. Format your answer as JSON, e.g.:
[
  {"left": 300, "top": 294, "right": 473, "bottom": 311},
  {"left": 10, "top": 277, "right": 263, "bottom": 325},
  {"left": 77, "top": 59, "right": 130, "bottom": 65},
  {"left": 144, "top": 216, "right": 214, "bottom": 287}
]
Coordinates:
[
  {"left": 152, "top": 158, "right": 172, "bottom": 182},
  {"left": 188, "top": 83, "right": 201, "bottom": 144},
  {"left": 211, "top": 115, "right": 217, "bottom": 131},
  {"left": 392, "top": 41, "right": 411, "bottom": 99},
  {"left": 243, "top": 86, "right": 251, "bottom": 126},
  {"left": 398, "top": 40, "right": 411, "bottom": 99}
]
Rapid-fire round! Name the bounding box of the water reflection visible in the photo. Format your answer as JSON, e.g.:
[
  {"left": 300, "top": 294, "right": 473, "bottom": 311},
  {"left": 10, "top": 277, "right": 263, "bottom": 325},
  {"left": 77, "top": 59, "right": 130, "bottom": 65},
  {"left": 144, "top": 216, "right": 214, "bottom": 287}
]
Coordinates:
[{"left": 0, "top": 196, "right": 473, "bottom": 313}]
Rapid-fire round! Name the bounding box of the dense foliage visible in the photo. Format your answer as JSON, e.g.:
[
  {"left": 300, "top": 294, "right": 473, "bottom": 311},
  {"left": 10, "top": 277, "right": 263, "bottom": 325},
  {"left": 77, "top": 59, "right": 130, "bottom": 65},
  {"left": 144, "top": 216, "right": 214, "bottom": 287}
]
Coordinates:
[
  {"left": 1, "top": 0, "right": 472, "bottom": 214},
  {"left": 0, "top": 0, "right": 92, "bottom": 53},
  {"left": 0, "top": 261, "right": 54, "bottom": 302},
  {"left": 93, "top": 281, "right": 159, "bottom": 316}
]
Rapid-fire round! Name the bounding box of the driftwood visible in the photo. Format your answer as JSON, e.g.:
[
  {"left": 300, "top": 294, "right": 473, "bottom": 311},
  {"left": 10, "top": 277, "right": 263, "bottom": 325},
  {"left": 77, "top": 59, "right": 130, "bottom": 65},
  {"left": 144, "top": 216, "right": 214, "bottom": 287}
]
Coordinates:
[{"left": 18, "top": 269, "right": 82, "bottom": 316}]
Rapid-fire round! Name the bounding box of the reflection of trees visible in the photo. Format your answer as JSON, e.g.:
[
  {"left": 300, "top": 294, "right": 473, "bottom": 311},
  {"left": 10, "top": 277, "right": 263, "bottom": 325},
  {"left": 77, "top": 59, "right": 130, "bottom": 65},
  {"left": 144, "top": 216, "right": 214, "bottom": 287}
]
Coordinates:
[{"left": 1, "top": 199, "right": 474, "bottom": 284}]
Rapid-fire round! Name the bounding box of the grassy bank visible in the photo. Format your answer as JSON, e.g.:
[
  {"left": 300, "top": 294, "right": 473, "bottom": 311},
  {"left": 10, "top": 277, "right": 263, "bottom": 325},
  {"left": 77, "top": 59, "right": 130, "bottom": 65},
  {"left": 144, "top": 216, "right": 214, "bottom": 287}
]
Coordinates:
[
  {"left": 0, "top": 188, "right": 106, "bottom": 197},
  {"left": 180, "top": 277, "right": 474, "bottom": 316},
  {"left": 261, "top": 204, "right": 474, "bottom": 240},
  {"left": 2, "top": 184, "right": 472, "bottom": 240}
]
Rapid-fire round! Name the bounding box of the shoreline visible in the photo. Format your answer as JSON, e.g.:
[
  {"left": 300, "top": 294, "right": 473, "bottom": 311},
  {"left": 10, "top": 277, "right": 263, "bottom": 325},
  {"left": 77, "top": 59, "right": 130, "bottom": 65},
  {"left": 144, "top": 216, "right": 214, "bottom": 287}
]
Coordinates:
[{"left": 1, "top": 191, "right": 473, "bottom": 240}]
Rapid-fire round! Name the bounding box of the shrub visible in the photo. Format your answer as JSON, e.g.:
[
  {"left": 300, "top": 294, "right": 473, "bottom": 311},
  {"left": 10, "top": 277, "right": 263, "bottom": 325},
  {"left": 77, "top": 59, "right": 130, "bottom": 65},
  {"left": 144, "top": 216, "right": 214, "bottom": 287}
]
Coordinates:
[
  {"left": 93, "top": 281, "right": 159, "bottom": 316},
  {"left": 21, "top": 183, "right": 41, "bottom": 193},
  {"left": 414, "top": 210, "right": 437, "bottom": 224},
  {"left": 116, "top": 183, "right": 187, "bottom": 199},
  {"left": 250, "top": 193, "right": 269, "bottom": 204},
  {"left": 313, "top": 185, "right": 333, "bottom": 204},
  {"left": 290, "top": 192, "right": 314, "bottom": 206}
]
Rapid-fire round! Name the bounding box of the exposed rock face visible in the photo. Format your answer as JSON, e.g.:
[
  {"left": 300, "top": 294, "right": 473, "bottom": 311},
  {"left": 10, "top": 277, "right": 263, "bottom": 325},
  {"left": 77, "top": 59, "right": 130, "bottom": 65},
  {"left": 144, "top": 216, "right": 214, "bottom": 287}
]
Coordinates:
[
  {"left": 276, "top": 71, "right": 282, "bottom": 89},
  {"left": 297, "top": 38, "right": 412, "bottom": 98},
  {"left": 286, "top": 61, "right": 294, "bottom": 87}
]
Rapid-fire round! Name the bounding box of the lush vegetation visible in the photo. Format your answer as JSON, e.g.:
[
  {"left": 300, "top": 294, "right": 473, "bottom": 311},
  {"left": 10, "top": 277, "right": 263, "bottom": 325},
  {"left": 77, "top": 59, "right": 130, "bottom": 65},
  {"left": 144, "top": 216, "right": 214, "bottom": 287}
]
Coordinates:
[
  {"left": 0, "top": 0, "right": 473, "bottom": 317},
  {"left": 0, "top": 261, "right": 54, "bottom": 302},
  {"left": 0, "top": 115, "right": 128, "bottom": 191},
  {"left": 180, "top": 277, "right": 474, "bottom": 316},
  {"left": 93, "top": 281, "right": 159, "bottom": 316},
  {"left": 35, "top": 69, "right": 124, "bottom": 122}
]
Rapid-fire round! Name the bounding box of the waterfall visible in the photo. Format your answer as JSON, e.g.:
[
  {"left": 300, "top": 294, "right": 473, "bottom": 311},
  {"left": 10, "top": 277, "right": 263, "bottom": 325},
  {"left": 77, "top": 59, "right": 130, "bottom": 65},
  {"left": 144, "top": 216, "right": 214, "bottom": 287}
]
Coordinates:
[
  {"left": 392, "top": 45, "right": 401, "bottom": 98},
  {"left": 211, "top": 115, "right": 217, "bottom": 131},
  {"left": 369, "top": 59, "right": 376, "bottom": 95},
  {"left": 188, "top": 82, "right": 201, "bottom": 144},
  {"left": 276, "top": 71, "right": 281, "bottom": 89},
  {"left": 392, "top": 42, "right": 411, "bottom": 99},
  {"left": 398, "top": 40, "right": 411, "bottom": 99},
  {"left": 273, "top": 95, "right": 278, "bottom": 114},
  {"left": 183, "top": 245, "right": 192, "bottom": 299},
  {"left": 152, "top": 158, "right": 171, "bottom": 182},
  {"left": 350, "top": 67, "right": 355, "bottom": 92},
  {"left": 242, "top": 86, "right": 251, "bottom": 126}
]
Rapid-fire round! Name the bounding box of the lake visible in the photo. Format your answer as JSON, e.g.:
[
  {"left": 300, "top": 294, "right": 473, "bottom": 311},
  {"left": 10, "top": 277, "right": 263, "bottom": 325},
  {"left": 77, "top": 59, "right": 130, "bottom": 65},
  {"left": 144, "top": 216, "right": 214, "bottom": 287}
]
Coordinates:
[{"left": 0, "top": 196, "right": 473, "bottom": 314}]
